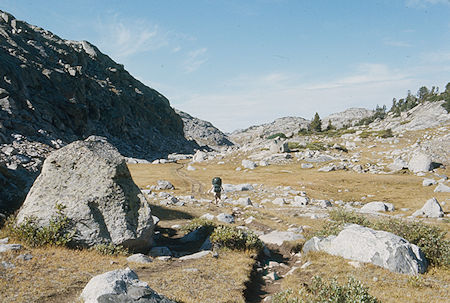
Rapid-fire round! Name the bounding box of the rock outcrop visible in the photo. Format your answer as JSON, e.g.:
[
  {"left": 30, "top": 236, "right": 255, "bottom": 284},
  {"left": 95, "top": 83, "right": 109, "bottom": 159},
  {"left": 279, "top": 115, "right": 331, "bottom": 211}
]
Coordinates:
[
  {"left": 175, "top": 109, "right": 234, "bottom": 149},
  {"left": 303, "top": 224, "right": 428, "bottom": 275},
  {"left": 0, "top": 10, "right": 197, "bottom": 214},
  {"left": 322, "top": 108, "right": 374, "bottom": 129},
  {"left": 16, "top": 140, "right": 154, "bottom": 251}
]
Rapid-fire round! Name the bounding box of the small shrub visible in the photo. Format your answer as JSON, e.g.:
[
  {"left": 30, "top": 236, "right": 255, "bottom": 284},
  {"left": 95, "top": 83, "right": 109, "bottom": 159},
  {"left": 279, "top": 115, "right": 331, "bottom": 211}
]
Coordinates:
[
  {"left": 91, "top": 243, "right": 129, "bottom": 256},
  {"left": 377, "top": 128, "right": 393, "bottom": 138},
  {"left": 272, "top": 276, "right": 379, "bottom": 303},
  {"left": 267, "top": 132, "right": 287, "bottom": 140},
  {"left": 5, "top": 203, "right": 75, "bottom": 247},
  {"left": 373, "top": 218, "right": 449, "bottom": 267},
  {"left": 181, "top": 218, "right": 216, "bottom": 234},
  {"left": 210, "top": 225, "right": 263, "bottom": 251},
  {"left": 305, "top": 142, "right": 326, "bottom": 151},
  {"left": 287, "top": 142, "right": 302, "bottom": 150}
]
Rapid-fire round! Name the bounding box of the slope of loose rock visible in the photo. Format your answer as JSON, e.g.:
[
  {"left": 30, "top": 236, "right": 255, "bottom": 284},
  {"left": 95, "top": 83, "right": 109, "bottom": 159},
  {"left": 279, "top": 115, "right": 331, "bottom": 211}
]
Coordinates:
[{"left": 175, "top": 109, "right": 234, "bottom": 149}]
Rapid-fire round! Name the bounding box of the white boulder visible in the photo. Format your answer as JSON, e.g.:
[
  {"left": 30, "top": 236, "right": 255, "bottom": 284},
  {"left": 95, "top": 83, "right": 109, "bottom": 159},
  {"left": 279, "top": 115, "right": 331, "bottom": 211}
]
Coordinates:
[
  {"left": 412, "top": 198, "right": 444, "bottom": 218},
  {"left": 408, "top": 152, "right": 432, "bottom": 173},
  {"left": 80, "top": 268, "right": 175, "bottom": 303},
  {"left": 302, "top": 224, "right": 428, "bottom": 275}
]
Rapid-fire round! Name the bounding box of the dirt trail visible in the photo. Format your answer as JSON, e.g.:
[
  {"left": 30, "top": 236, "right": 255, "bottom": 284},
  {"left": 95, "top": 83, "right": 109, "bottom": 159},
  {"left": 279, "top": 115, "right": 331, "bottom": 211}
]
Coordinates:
[{"left": 173, "top": 163, "right": 205, "bottom": 197}]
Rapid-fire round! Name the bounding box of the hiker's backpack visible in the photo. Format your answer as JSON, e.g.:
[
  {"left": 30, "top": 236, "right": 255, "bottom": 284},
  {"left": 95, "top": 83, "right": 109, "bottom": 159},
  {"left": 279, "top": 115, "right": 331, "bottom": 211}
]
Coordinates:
[{"left": 212, "top": 177, "right": 222, "bottom": 192}]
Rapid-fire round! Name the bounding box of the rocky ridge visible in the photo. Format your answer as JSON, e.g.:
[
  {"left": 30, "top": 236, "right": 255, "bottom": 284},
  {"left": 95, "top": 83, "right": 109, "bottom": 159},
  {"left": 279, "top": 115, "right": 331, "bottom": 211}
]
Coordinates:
[{"left": 175, "top": 109, "right": 234, "bottom": 150}]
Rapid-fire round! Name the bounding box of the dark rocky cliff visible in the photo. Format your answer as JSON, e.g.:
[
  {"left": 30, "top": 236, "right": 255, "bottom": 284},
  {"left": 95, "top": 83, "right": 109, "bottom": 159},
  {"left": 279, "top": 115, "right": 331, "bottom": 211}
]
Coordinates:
[{"left": 0, "top": 10, "right": 197, "bottom": 215}]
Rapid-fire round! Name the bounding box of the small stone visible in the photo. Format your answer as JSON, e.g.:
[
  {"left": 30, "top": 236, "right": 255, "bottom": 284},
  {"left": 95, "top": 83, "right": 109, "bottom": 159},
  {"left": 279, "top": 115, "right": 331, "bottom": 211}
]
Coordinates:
[
  {"left": 16, "top": 253, "right": 33, "bottom": 261},
  {"left": 126, "top": 253, "right": 152, "bottom": 264},
  {"left": 300, "top": 261, "right": 311, "bottom": 269}
]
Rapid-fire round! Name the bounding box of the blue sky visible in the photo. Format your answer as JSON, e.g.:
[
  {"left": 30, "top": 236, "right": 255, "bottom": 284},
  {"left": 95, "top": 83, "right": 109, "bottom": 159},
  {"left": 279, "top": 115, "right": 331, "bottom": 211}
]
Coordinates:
[{"left": 1, "top": 0, "right": 450, "bottom": 132}]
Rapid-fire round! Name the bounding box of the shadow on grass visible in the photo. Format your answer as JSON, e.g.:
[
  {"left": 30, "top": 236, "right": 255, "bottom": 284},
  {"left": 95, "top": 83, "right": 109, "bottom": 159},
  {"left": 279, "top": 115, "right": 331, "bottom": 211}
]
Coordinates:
[{"left": 149, "top": 204, "right": 194, "bottom": 221}]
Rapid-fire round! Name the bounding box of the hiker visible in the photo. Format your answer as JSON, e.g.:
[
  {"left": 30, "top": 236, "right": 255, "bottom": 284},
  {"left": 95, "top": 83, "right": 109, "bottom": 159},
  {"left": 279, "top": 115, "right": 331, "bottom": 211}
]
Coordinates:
[{"left": 209, "top": 177, "right": 223, "bottom": 205}]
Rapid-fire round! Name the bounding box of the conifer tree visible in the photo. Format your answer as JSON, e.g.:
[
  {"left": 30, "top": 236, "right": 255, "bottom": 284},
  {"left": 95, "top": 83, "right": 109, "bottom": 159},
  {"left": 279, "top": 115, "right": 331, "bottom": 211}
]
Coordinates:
[{"left": 310, "top": 112, "right": 322, "bottom": 132}]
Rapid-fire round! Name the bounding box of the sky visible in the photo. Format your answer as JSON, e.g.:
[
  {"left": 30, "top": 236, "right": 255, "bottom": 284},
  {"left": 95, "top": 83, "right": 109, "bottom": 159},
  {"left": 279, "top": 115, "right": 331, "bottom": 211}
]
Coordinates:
[{"left": 1, "top": 0, "right": 450, "bottom": 132}]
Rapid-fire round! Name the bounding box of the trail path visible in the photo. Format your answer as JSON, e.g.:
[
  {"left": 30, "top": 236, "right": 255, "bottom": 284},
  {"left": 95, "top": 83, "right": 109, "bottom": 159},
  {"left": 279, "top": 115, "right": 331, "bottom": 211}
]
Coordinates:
[{"left": 173, "top": 163, "right": 205, "bottom": 197}]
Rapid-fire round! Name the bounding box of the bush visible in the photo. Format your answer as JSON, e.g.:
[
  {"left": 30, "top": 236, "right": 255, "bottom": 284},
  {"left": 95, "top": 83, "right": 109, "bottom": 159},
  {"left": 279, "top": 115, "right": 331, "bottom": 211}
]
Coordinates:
[
  {"left": 272, "top": 276, "right": 379, "bottom": 303},
  {"left": 181, "top": 218, "right": 217, "bottom": 234},
  {"left": 314, "top": 209, "right": 450, "bottom": 267},
  {"left": 5, "top": 203, "right": 75, "bottom": 247},
  {"left": 210, "top": 225, "right": 263, "bottom": 251},
  {"left": 305, "top": 142, "right": 326, "bottom": 151},
  {"left": 90, "top": 243, "right": 129, "bottom": 256},
  {"left": 288, "top": 142, "right": 302, "bottom": 150},
  {"left": 267, "top": 133, "right": 287, "bottom": 140},
  {"left": 373, "top": 219, "right": 449, "bottom": 267}
]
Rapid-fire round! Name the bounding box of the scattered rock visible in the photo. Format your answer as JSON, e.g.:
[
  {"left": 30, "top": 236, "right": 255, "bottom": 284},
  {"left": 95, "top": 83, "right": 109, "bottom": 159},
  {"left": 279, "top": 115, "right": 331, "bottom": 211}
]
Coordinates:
[
  {"left": 422, "top": 179, "right": 437, "bottom": 186},
  {"left": 217, "top": 213, "right": 235, "bottom": 224},
  {"left": 272, "top": 197, "right": 286, "bottom": 206},
  {"left": 292, "top": 196, "right": 309, "bottom": 206},
  {"left": 360, "top": 202, "right": 395, "bottom": 213},
  {"left": 127, "top": 254, "right": 153, "bottom": 264},
  {"left": 434, "top": 183, "right": 450, "bottom": 193},
  {"left": 179, "top": 251, "right": 210, "bottom": 261},
  {"left": 408, "top": 151, "right": 432, "bottom": 173},
  {"left": 0, "top": 243, "right": 22, "bottom": 253},
  {"left": 242, "top": 160, "right": 257, "bottom": 169},
  {"left": 412, "top": 198, "right": 444, "bottom": 218},
  {"left": 259, "top": 231, "right": 304, "bottom": 246},
  {"left": 156, "top": 180, "right": 175, "bottom": 190},
  {"left": 301, "top": 163, "right": 314, "bottom": 169},
  {"left": 235, "top": 197, "right": 253, "bottom": 207},
  {"left": 16, "top": 253, "right": 33, "bottom": 261}
]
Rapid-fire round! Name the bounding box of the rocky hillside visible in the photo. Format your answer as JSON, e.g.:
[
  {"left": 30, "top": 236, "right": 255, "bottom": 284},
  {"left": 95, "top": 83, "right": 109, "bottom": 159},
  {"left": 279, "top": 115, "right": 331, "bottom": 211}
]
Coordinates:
[
  {"left": 0, "top": 10, "right": 197, "bottom": 215},
  {"left": 322, "top": 107, "right": 374, "bottom": 129},
  {"left": 230, "top": 116, "right": 309, "bottom": 145},
  {"left": 175, "top": 109, "right": 234, "bottom": 150}
]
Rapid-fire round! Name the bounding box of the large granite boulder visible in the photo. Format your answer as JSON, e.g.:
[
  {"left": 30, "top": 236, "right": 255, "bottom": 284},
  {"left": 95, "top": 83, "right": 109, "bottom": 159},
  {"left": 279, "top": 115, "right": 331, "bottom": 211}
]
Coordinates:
[
  {"left": 303, "top": 224, "right": 428, "bottom": 275},
  {"left": 80, "top": 268, "right": 175, "bottom": 303},
  {"left": 16, "top": 140, "right": 154, "bottom": 251}
]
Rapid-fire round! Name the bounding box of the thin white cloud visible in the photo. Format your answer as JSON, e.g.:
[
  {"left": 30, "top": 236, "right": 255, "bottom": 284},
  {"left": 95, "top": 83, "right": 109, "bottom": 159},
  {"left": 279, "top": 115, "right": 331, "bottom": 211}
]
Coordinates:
[
  {"left": 173, "top": 62, "right": 448, "bottom": 132},
  {"left": 183, "top": 48, "right": 208, "bottom": 73},
  {"left": 95, "top": 16, "right": 169, "bottom": 60},
  {"left": 384, "top": 39, "right": 412, "bottom": 48},
  {"left": 406, "top": 0, "right": 450, "bottom": 7}
]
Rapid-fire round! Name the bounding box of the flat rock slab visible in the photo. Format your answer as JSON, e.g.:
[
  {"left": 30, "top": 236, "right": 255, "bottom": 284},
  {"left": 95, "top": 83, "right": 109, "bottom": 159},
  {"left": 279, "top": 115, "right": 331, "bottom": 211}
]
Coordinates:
[
  {"left": 0, "top": 244, "right": 22, "bottom": 253},
  {"left": 179, "top": 250, "right": 210, "bottom": 261},
  {"left": 127, "top": 253, "right": 153, "bottom": 264},
  {"left": 259, "top": 231, "right": 304, "bottom": 246},
  {"left": 303, "top": 224, "right": 427, "bottom": 275}
]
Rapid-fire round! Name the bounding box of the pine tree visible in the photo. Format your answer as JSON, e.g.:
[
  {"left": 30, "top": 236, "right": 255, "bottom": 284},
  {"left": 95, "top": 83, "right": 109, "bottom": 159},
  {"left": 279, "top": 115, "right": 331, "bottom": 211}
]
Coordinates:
[{"left": 310, "top": 112, "right": 322, "bottom": 132}]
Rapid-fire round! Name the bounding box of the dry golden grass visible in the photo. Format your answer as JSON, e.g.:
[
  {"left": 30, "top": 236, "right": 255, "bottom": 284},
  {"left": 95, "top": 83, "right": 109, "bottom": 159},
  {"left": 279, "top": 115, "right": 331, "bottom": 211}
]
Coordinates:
[
  {"left": 1, "top": 127, "right": 448, "bottom": 303},
  {"left": 136, "top": 251, "right": 255, "bottom": 303},
  {"left": 281, "top": 251, "right": 450, "bottom": 303},
  {"left": 0, "top": 242, "right": 254, "bottom": 303}
]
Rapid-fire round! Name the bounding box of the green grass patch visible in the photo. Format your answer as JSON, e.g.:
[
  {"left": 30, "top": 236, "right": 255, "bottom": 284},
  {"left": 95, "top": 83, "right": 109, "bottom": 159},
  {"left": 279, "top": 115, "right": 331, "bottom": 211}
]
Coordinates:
[
  {"left": 267, "top": 132, "right": 287, "bottom": 140},
  {"left": 273, "top": 276, "right": 379, "bottom": 303},
  {"left": 4, "top": 204, "right": 75, "bottom": 248},
  {"left": 210, "top": 225, "right": 263, "bottom": 251}
]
